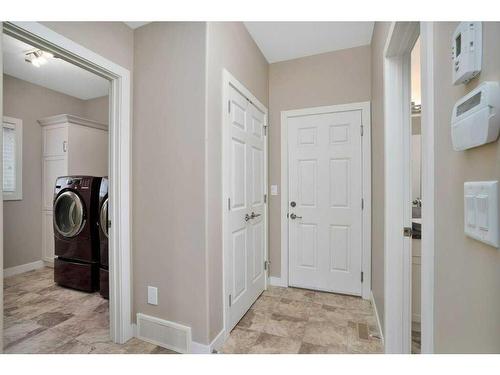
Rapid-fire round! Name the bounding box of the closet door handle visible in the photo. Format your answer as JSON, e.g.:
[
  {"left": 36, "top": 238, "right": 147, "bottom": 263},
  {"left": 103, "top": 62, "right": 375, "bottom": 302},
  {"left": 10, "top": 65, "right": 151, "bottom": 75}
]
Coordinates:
[{"left": 63, "top": 141, "right": 68, "bottom": 152}]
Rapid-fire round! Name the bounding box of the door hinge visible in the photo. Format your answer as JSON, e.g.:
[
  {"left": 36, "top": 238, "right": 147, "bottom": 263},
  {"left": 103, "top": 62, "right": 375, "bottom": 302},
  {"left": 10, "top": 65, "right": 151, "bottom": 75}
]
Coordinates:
[
  {"left": 228, "top": 100, "right": 231, "bottom": 114},
  {"left": 403, "top": 227, "right": 413, "bottom": 237},
  {"left": 229, "top": 294, "right": 232, "bottom": 307},
  {"left": 361, "top": 272, "right": 364, "bottom": 283},
  {"left": 264, "top": 260, "right": 270, "bottom": 271},
  {"left": 228, "top": 197, "right": 231, "bottom": 211},
  {"left": 264, "top": 194, "right": 267, "bottom": 203},
  {"left": 361, "top": 125, "right": 364, "bottom": 136},
  {"left": 361, "top": 198, "right": 364, "bottom": 210},
  {"left": 264, "top": 125, "right": 268, "bottom": 136}
]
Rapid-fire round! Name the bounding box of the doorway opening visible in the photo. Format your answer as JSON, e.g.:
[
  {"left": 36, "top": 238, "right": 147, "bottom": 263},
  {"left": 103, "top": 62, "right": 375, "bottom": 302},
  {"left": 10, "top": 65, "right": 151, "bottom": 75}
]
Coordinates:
[
  {"left": 1, "top": 21, "right": 133, "bottom": 350},
  {"left": 410, "top": 36, "right": 422, "bottom": 354},
  {"left": 383, "top": 21, "right": 434, "bottom": 354}
]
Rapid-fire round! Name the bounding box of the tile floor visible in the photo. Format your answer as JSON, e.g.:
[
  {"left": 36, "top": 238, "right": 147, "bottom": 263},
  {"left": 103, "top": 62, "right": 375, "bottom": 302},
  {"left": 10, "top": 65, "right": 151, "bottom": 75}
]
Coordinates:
[
  {"left": 3, "top": 267, "right": 176, "bottom": 354},
  {"left": 220, "top": 285, "right": 384, "bottom": 354}
]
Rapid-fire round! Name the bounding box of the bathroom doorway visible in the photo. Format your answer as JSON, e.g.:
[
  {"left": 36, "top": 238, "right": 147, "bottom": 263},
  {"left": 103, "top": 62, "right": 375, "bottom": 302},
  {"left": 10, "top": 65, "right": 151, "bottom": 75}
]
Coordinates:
[{"left": 410, "top": 36, "right": 422, "bottom": 354}]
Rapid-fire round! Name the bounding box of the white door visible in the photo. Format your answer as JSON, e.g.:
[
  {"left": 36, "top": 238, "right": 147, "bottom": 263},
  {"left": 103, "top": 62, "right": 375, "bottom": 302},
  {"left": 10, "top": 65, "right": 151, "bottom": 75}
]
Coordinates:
[
  {"left": 226, "top": 85, "right": 267, "bottom": 331},
  {"left": 288, "top": 109, "right": 363, "bottom": 296}
]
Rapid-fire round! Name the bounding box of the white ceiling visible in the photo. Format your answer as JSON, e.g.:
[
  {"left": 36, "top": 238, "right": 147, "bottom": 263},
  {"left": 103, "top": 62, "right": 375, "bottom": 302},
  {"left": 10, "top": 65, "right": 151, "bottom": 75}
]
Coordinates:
[
  {"left": 244, "top": 22, "right": 374, "bottom": 63},
  {"left": 2, "top": 34, "right": 109, "bottom": 100}
]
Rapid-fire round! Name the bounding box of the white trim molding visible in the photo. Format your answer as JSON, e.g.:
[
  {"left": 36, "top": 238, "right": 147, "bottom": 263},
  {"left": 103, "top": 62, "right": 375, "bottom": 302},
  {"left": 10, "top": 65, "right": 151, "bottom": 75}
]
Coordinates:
[
  {"left": 280, "top": 102, "right": 372, "bottom": 299},
  {"left": 2, "top": 22, "right": 133, "bottom": 344},
  {"left": 221, "top": 69, "right": 269, "bottom": 342},
  {"left": 420, "top": 21, "right": 435, "bottom": 354},
  {"left": 38, "top": 113, "right": 107, "bottom": 130},
  {"left": 3, "top": 260, "right": 44, "bottom": 278},
  {"left": 383, "top": 21, "right": 420, "bottom": 354}
]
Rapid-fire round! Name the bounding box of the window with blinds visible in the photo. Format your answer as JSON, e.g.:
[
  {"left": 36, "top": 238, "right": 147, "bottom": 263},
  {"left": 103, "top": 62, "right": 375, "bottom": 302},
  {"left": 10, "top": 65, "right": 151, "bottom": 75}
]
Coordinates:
[
  {"left": 2, "top": 117, "right": 22, "bottom": 201},
  {"left": 3, "top": 126, "right": 16, "bottom": 193}
]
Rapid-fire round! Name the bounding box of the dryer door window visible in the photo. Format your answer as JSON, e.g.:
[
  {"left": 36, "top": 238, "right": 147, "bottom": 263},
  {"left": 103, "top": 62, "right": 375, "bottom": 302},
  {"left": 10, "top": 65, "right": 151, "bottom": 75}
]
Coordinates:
[
  {"left": 54, "top": 191, "right": 85, "bottom": 238},
  {"left": 100, "top": 197, "right": 109, "bottom": 238}
]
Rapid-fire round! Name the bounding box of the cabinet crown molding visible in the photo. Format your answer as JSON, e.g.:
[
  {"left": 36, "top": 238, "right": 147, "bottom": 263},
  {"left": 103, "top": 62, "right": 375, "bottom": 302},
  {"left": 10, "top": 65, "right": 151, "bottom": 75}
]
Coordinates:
[{"left": 38, "top": 114, "right": 108, "bottom": 131}]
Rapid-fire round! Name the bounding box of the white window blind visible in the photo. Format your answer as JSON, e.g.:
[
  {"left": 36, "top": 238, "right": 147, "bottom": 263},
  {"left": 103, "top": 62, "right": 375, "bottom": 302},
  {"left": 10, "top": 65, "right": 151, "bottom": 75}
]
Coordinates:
[
  {"left": 3, "top": 126, "right": 16, "bottom": 192},
  {"left": 2, "top": 116, "right": 22, "bottom": 201}
]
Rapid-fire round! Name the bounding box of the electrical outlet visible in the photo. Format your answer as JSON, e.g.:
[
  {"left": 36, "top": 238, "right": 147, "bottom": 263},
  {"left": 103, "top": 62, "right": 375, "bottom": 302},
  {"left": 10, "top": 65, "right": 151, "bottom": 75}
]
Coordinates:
[
  {"left": 147, "top": 286, "right": 158, "bottom": 305},
  {"left": 271, "top": 185, "right": 279, "bottom": 195}
]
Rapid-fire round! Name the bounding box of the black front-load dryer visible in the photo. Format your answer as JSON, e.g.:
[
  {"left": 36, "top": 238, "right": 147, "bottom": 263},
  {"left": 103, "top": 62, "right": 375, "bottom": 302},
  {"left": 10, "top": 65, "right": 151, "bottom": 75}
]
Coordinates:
[
  {"left": 98, "top": 177, "right": 109, "bottom": 299},
  {"left": 53, "top": 176, "right": 101, "bottom": 292}
]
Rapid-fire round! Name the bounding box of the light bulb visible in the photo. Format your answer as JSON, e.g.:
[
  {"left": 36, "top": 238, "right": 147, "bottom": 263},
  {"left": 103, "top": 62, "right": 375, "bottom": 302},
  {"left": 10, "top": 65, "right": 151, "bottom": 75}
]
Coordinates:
[
  {"left": 43, "top": 52, "right": 54, "bottom": 59},
  {"left": 37, "top": 56, "right": 47, "bottom": 65},
  {"left": 31, "top": 58, "right": 40, "bottom": 67}
]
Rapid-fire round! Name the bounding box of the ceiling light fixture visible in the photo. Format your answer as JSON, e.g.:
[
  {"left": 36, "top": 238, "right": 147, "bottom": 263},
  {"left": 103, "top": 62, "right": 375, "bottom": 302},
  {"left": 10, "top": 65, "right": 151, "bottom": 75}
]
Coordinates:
[{"left": 24, "top": 50, "right": 54, "bottom": 67}]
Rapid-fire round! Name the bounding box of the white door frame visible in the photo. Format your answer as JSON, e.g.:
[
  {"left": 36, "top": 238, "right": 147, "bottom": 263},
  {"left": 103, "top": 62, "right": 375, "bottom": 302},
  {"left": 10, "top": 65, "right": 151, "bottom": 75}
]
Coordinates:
[
  {"left": 221, "top": 69, "right": 268, "bottom": 338},
  {"left": 383, "top": 21, "right": 435, "bottom": 354},
  {"left": 0, "top": 22, "right": 133, "bottom": 344},
  {"left": 279, "top": 102, "right": 372, "bottom": 300},
  {"left": 419, "top": 22, "right": 435, "bottom": 355}
]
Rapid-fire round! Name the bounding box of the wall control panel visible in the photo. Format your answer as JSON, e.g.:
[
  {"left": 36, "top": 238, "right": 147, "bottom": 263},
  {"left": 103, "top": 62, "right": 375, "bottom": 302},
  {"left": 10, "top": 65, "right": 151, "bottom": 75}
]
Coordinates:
[
  {"left": 451, "top": 81, "right": 500, "bottom": 151},
  {"left": 452, "top": 22, "right": 482, "bottom": 85},
  {"left": 464, "top": 181, "right": 499, "bottom": 248}
]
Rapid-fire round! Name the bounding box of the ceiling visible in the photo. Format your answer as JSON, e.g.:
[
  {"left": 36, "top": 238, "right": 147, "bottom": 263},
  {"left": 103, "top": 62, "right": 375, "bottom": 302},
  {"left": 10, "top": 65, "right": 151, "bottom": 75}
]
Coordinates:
[
  {"left": 244, "top": 22, "right": 374, "bottom": 63},
  {"left": 2, "top": 34, "right": 109, "bottom": 100}
]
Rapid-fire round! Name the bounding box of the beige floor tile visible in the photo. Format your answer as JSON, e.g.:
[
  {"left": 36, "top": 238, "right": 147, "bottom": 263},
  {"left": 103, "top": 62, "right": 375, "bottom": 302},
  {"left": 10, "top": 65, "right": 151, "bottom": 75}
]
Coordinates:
[
  {"left": 220, "top": 328, "right": 261, "bottom": 354},
  {"left": 274, "top": 298, "right": 313, "bottom": 320},
  {"left": 250, "top": 295, "right": 280, "bottom": 312},
  {"left": 248, "top": 333, "right": 301, "bottom": 354},
  {"left": 5, "top": 328, "right": 74, "bottom": 354},
  {"left": 262, "top": 285, "right": 286, "bottom": 298},
  {"left": 280, "top": 288, "right": 315, "bottom": 302},
  {"left": 3, "top": 320, "right": 46, "bottom": 349},
  {"left": 262, "top": 313, "right": 307, "bottom": 340},
  {"left": 303, "top": 321, "right": 348, "bottom": 347},
  {"left": 298, "top": 342, "right": 347, "bottom": 354},
  {"left": 237, "top": 309, "right": 269, "bottom": 332},
  {"left": 49, "top": 339, "right": 94, "bottom": 354}
]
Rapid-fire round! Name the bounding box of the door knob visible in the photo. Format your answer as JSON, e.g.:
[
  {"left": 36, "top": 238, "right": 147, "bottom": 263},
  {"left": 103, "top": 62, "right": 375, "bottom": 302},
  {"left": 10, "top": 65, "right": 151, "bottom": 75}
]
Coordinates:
[
  {"left": 290, "top": 213, "right": 302, "bottom": 220},
  {"left": 250, "top": 212, "right": 261, "bottom": 219}
]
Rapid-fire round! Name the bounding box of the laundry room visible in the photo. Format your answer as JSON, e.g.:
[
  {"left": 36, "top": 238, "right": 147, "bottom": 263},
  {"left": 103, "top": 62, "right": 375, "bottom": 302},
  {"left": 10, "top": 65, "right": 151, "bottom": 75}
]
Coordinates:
[{"left": 2, "top": 32, "right": 114, "bottom": 353}]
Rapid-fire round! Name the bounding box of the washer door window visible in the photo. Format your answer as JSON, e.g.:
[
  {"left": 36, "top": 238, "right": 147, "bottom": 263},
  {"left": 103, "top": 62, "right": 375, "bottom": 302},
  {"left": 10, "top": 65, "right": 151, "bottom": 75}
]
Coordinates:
[
  {"left": 100, "top": 197, "right": 108, "bottom": 238},
  {"left": 54, "top": 191, "right": 85, "bottom": 237}
]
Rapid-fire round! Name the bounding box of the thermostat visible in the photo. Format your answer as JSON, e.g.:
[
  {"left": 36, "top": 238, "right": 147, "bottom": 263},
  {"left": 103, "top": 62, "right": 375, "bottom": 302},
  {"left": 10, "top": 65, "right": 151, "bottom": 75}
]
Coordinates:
[
  {"left": 452, "top": 22, "right": 482, "bottom": 85},
  {"left": 451, "top": 81, "right": 500, "bottom": 151}
]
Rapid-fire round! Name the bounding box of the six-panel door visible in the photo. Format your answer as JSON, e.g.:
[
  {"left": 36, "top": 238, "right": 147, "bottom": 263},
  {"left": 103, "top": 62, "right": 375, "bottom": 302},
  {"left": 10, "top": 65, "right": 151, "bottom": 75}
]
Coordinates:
[
  {"left": 226, "top": 85, "right": 266, "bottom": 332},
  {"left": 288, "top": 110, "right": 363, "bottom": 296}
]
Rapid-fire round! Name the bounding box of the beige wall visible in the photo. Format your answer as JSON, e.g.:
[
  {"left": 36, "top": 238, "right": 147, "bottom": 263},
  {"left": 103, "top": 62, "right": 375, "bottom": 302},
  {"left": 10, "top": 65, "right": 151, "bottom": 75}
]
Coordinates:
[
  {"left": 83, "top": 96, "right": 109, "bottom": 124},
  {"left": 268, "top": 45, "right": 371, "bottom": 278},
  {"left": 3, "top": 75, "right": 108, "bottom": 269},
  {"left": 369, "top": 22, "right": 391, "bottom": 332},
  {"left": 206, "top": 22, "right": 269, "bottom": 341},
  {"left": 40, "top": 22, "right": 134, "bottom": 71},
  {"left": 433, "top": 22, "right": 500, "bottom": 353},
  {"left": 133, "top": 22, "right": 209, "bottom": 344}
]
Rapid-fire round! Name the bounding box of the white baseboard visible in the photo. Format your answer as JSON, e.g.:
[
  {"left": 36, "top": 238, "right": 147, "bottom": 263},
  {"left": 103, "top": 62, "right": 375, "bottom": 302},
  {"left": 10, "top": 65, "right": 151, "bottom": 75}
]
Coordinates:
[
  {"left": 191, "top": 329, "right": 226, "bottom": 354},
  {"left": 370, "top": 291, "right": 384, "bottom": 345},
  {"left": 269, "top": 276, "right": 287, "bottom": 287},
  {"left": 3, "top": 260, "right": 45, "bottom": 278}
]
